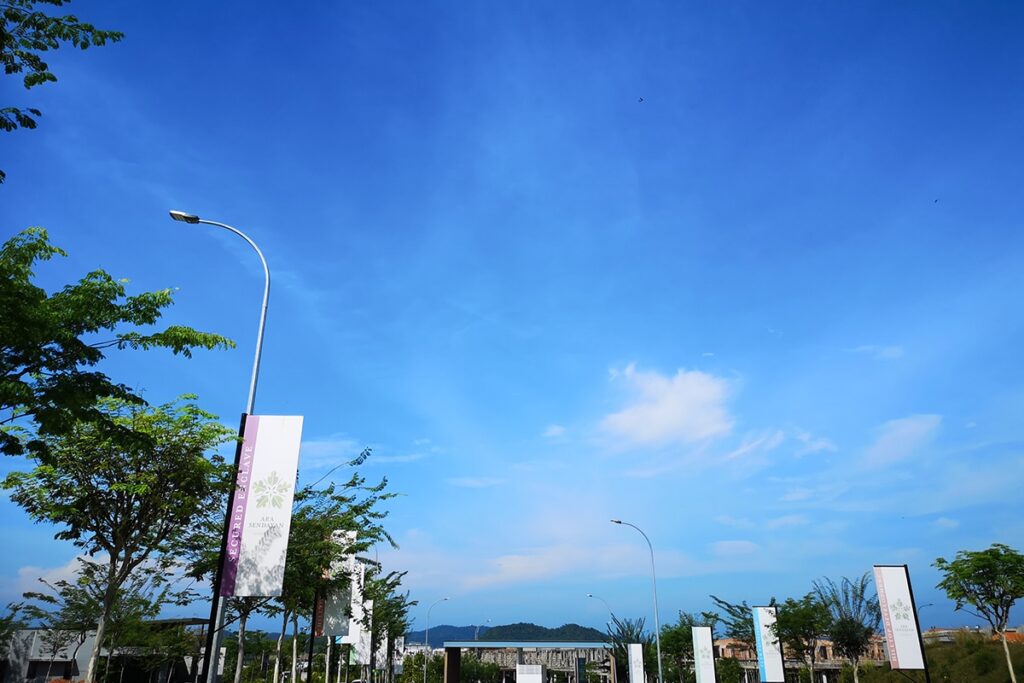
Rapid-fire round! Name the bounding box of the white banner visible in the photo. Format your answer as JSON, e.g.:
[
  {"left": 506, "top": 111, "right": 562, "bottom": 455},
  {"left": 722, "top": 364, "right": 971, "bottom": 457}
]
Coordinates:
[
  {"left": 221, "top": 415, "right": 303, "bottom": 597},
  {"left": 354, "top": 599, "right": 374, "bottom": 664},
  {"left": 323, "top": 531, "right": 357, "bottom": 636},
  {"left": 752, "top": 606, "right": 785, "bottom": 683},
  {"left": 340, "top": 561, "right": 366, "bottom": 645},
  {"left": 691, "top": 626, "right": 716, "bottom": 683},
  {"left": 873, "top": 565, "right": 926, "bottom": 670},
  {"left": 627, "top": 643, "right": 645, "bottom": 683}
]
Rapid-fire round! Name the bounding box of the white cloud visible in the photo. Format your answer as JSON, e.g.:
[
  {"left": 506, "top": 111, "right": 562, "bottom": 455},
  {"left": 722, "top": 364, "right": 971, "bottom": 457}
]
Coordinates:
[
  {"left": 781, "top": 487, "right": 813, "bottom": 502},
  {"left": 601, "top": 363, "right": 733, "bottom": 446},
  {"left": 765, "top": 515, "right": 809, "bottom": 529},
  {"left": 447, "top": 477, "right": 504, "bottom": 488},
  {"left": 934, "top": 517, "right": 959, "bottom": 530},
  {"left": 461, "top": 542, "right": 702, "bottom": 589},
  {"left": 854, "top": 344, "right": 905, "bottom": 360},
  {"left": 0, "top": 555, "right": 100, "bottom": 602},
  {"left": 862, "top": 414, "right": 942, "bottom": 468},
  {"left": 300, "top": 435, "right": 362, "bottom": 467},
  {"left": 711, "top": 540, "right": 759, "bottom": 557},
  {"left": 372, "top": 452, "right": 428, "bottom": 464},
  {"left": 724, "top": 430, "right": 785, "bottom": 461},
  {"left": 794, "top": 430, "right": 837, "bottom": 457},
  {"left": 715, "top": 515, "right": 755, "bottom": 529},
  {"left": 543, "top": 424, "right": 566, "bottom": 438}
]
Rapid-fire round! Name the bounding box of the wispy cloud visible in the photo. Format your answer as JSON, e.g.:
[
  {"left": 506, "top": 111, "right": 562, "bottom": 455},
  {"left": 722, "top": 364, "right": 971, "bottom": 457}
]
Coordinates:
[
  {"left": 862, "top": 415, "right": 942, "bottom": 468},
  {"left": 853, "top": 344, "right": 905, "bottom": 360},
  {"left": 601, "top": 363, "right": 733, "bottom": 447},
  {"left": 711, "top": 540, "right": 759, "bottom": 557},
  {"left": 447, "top": 477, "right": 504, "bottom": 488},
  {"left": 715, "top": 515, "right": 755, "bottom": 529},
  {"left": 724, "top": 430, "right": 784, "bottom": 461},
  {"left": 543, "top": 424, "right": 566, "bottom": 439},
  {"left": 794, "top": 430, "right": 837, "bottom": 457},
  {"left": 765, "top": 514, "right": 809, "bottom": 529},
  {"left": 300, "top": 435, "right": 363, "bottom": 468},
  {"left": 934, "top": 517, "right": 959, "bottom": 530}
]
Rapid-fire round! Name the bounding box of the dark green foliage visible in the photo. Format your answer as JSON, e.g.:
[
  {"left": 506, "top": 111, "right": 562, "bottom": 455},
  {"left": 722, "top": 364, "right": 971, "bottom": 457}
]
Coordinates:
[
  {"left": 715, "top": 657, "right": 745, "bottom": 683},
  {"left": 0, "top": 228, "right": 233, "bottom": 456},
  {"left": 709, "top": 595, "right": 764, "bottom": 656},
  {"left": 398, "top": 652, "right": 444, "bottom": 683},
  {"left": 814, "top": 572, "right": 880, "bottom": 683},
  {"left": 1, "top": 0, "right": 123, "bottom": 180},
  {"left": 459, "top": 652, "right": 502, "bottom": 683},
  {"left": 3, "top": 395, "right": 234, "bottom": 680},
  {"left": 935, "top": 543, "right": 1024, "bottom": 683},
  {"left": 772, "top": 594, "right": 833, "bottom": 676},
  {"left": 604, "top": 616, "right": 655, "bottom": 683},
  {"left": 659, "top": 611, "right": 717, "bottom": 683}
]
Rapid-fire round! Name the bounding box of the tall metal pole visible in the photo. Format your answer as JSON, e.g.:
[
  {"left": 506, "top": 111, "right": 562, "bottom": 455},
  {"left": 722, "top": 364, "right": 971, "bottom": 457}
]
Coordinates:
[
  {"left": 586, "top": 594, "right": 615, "bottom": 621},
  {"left": 424, "top": 597, "right": 448, "bottom": 683},
  {"left": 611, "top": 520, "right": 663, "bottom": 683},
  {"left": 170, "top": 211, "right": 270, "bottom": 683}
]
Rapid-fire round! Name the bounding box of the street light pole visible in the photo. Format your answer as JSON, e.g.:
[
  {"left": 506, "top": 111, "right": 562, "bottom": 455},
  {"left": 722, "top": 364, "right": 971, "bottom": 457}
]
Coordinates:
[
  {"left": 611, "top": 520, "right": 663, "bottom": 683},
  {"left": 475, "top": 618, "right": 491, "bottom": 641},
  {"left": 169, "top": 210, "right": 270, "bottom": 683},
  {"left": 586, "top": 593, "right": 615, "bottom": 621},
  {"left": 424, "top": 597, "right": 449, "bottom": 683}
]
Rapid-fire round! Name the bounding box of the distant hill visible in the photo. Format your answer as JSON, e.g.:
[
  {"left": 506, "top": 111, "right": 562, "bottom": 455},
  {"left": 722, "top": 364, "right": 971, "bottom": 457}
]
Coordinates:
[
  {"left": 406, "top": 623, "right": 606, "bottom": 647},
  {"left": 481, "top": 623, "right": 606, "bottom": 642}
]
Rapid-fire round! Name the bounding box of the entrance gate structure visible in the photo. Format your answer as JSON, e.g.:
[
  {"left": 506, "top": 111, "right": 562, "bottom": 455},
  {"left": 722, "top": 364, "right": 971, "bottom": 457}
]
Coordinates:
[{"left": 440, "top": 641, "right": 613, "bottom": 683}]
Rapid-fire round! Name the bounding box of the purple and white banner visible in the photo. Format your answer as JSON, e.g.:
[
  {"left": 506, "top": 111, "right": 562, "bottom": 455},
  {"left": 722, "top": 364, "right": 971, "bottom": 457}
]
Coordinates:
[
  {"left": 220, "top": 415, "right": 303, "bottom": 597},
  {"left": 691, "top": 626, "right": 716, "bottom": 683},
  {"left": 752, "top": 606, "right": 785, "bottom": 683},
  {"left": 873, "top": 565, "right": 926, "bottom": 670}
]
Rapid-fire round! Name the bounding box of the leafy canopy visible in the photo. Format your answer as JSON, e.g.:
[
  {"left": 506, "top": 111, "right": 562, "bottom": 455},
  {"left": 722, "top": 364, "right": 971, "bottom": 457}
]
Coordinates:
[
  {"left": 1, "top": 0, "right": 123, "bottom": 180},
  {"left": 0, "top": 228, "right": 233, "bottom": 456},
  {"left": 934, "top": 543, "right": 1024, "bottom": 634}
]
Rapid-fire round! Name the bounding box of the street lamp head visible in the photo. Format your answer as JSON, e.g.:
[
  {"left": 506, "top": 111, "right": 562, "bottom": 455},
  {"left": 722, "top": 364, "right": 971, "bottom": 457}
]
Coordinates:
[
  {"left": 586, "top": 593, "right": 594, "bottom": 598},
  {"left": 610, "top": 519, "right": 622, "bottom": 524},
  {"left": 169, "top": 210, "right": 201, "bottom": 224}
]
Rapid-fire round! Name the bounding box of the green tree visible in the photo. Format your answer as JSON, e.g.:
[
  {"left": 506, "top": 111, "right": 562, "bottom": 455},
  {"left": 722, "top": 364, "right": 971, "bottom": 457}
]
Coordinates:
[
  {"left": 19, "top": 569, "right": 102, "bottom": 680},
  {"left": 0, "top": 228, "right": 232, "bottom": 456},
  {"left": 715, "top": 657, "right": 745, "bottom": 683},
  {"left": 772, "top": 594, "right": 833, "bottom": 683},
  {"left": 935, "top": 543, "right": 1024, "bottom": 683},
  {"left": 3, "top": 396, "right": 234, "bottom": 682},
  {"left": 268, "top": 464, "right": 397, "bottom": 683},
  {"left": 606, "top": 615, "right": 655, "bottom": 683},
  {"left": 709, "top": 596, "right": 761, "bottom": 659},
  {"left": 659, "top": 612, "right": 717, "bottom": 683},
  {"left": 1, "top": 0, "right": 123, "bottom": 181},
  {"left": 814, "top": 573, "right": 880, "bottom": 683},
  {"left": 364, "top": 568, "right": 416, "bottom": 683}
]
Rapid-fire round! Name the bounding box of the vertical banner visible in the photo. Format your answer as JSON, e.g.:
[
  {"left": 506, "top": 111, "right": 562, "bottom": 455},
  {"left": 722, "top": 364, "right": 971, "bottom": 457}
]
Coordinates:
[
  {"left": 221, "top": 415, "right": 303, "bottom": 597},
  {"left": 354, "top": 599, "right": 374, "bottom": 664},
  {"left": 691, "top": 626, "right": 716, "bottom": 683},
  {"left": 323, "top": 531, "right": 357, "bottom": 637},
  {"left": 873, "top": 565, "right": 927, "bottom": 670},
  {"left": 340, "top": 561, "right": 366, "bottom": 646},
  {"left": 627, "top": 643, "right": 645, "bottom": 683},
  {"left": 752, "top": 606, "right": 785, "bottom": 683}
]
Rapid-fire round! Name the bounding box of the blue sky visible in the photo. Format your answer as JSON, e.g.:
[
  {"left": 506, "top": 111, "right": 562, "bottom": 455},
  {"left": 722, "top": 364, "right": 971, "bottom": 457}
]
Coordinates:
[{"left": 3, "top": 1, "right": 1024, "bottom": 634}]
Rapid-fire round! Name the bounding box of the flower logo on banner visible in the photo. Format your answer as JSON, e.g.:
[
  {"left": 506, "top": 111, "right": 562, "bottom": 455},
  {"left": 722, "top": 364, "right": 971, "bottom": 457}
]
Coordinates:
[
  {"left": 892, "top": 598, "right": 912, "bottom": 622},
  {"left": 253, "top": 471, "right": 290, "bottom": 509}
]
